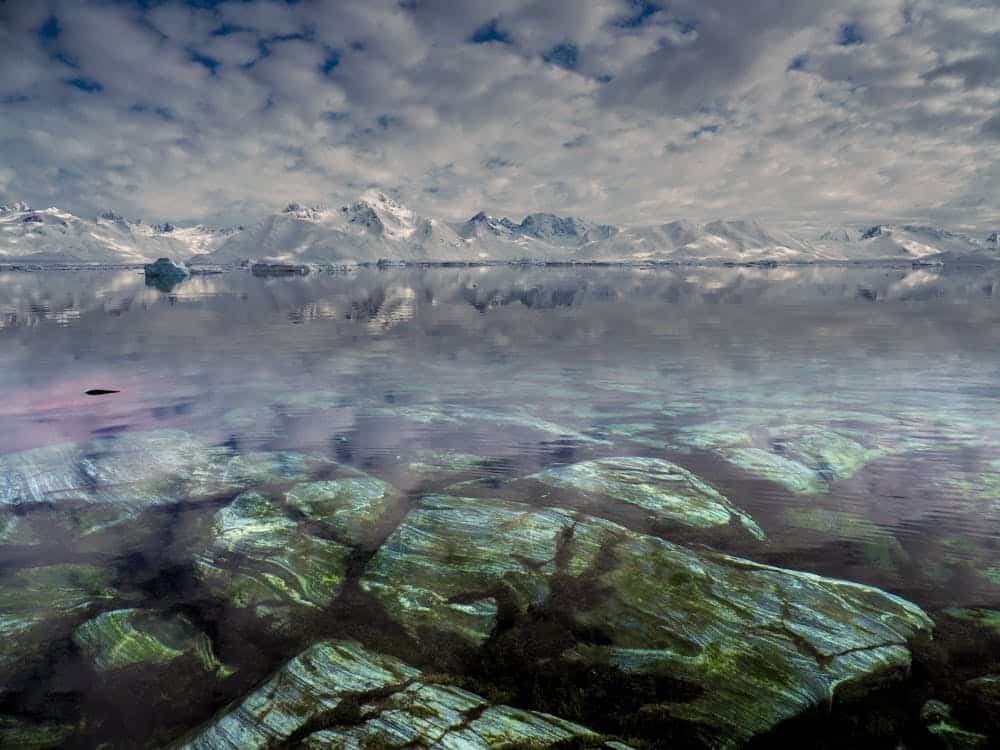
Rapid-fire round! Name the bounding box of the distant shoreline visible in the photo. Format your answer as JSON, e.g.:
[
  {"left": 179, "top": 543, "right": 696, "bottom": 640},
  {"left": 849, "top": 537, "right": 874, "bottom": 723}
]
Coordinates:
[{"left": 1, "top": 257, "right": 996, "bottom": 274}]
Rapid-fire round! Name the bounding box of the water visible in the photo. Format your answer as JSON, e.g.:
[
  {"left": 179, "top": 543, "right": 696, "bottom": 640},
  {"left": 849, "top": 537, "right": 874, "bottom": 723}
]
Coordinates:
[{"left": 1, "top": 265, "right": 999, "bottom": 748}]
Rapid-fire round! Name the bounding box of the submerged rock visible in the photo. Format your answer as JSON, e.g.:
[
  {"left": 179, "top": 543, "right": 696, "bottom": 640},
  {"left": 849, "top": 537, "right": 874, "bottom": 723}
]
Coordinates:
[
  {"left": 285, "top": 476, "right": 402, "bottom": 548},
  {"left": 940, "top": 608, "right": 1000, "bottom": 636},
  {"left": 187, "top": 450, "right": 346, "bottom": 500},
  {"left": 0, "top": 715, "right": 74, "bottom": 749},
  {"left": 406, "top": 450, "right": 490, "bottom": 477},
  {"left": 0, "top": 433, "right": 345, "bottom": 543},
  {"left": 528, "top": 457, "right": 764, "bottom": 541},
  {"left": 600, "top": 422, "right": 670, "bottom": 449},
  {"left": 965, "top": 675, "right": 1000, "bottom": 719},
  {"left": 674, "top": 422, "right": 883, "bottom": 494},
  {"left": 362, "top": 495, "right": 932, "bottom": 747},
  {"left": 0, "top": 431, "right": 229, "bottom": 528},
  {"left": 783, "top": 507, "right": 909, "bottom": 574},
  {"left": 362, "top": 495, "right": 572, "bottom": 646},
  {"left": 193, "top": 493, "right": 352, "bottom": 633},
  {"left": 368, "top": 403, "right": 611, "bottom": 445},
  {"left": 0, "top": 564, "right": 117, "bottom": 685},
  {"left": 72, "top": 608, "right": 233, "bottom": 676},
  {"left": 175, "top": 640, "right": 620, "bottom": 750},
  {"left": 920, "top": 700, "right": 991, "bottom": 749}
]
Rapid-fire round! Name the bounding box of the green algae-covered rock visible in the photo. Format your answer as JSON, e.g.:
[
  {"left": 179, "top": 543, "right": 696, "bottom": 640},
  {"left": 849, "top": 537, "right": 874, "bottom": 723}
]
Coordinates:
[
  {"left": 600, "top": 423, "right": 669, "bottom": 449},
  {"left": 301, "top": 686, "right": 612, "bottom": 750},
  {"left": 285, "top": 476, "right": 402, "bottom": 548},
  {"left": 0, "top": 431, "right": 229, "bottom": 534},
  {"left": 175, "top": 640, "right": 620, "bottom": 750},
  {"left": 940, "top": 608, "right": 1000, "bottom": 636},
  {"left": 920, "top": 700, "right": 991, "bottom": 749},
  {"left": 0, "top": 432, "right": 345, "bottom": 533},
  {"left": 175, "top": 640, "right": 420, "bottom": 749},
  {"left": 965, "top": 675, "right": 1000, "bottom": 718},
  {"left": 362, "top": 495, "right": 932, "bottom": 747},
  {"left": 0, "top": 715, "right": 74, "bottom": 749},
  {"left": 361, "top": 495, "right": 572, "bottom": 646},
  {"left": 194, "top": 492, "right": 350, "bottom": 625},
  {"left": 963, "top": 675, "right": 1000, "bottom": 736},
  {"left": 406, "top": 450, "right": 490, "bottom": 477},
  {"left": 187, "top": 450, "right": 347, "bottom": 500},
  {"left": 193, "top": 493, "right": 351, "bottom": 633},
  {"left": 674, "top": 422, "right": 884, "bottom": 495},
  {"left": 783, "top": 507, "right": 909, "bottom": 574},
  {"left": 528, "top": 457, "right": 764, "bottom": 541},
  {"left": 0, "top": 564, "right": 116, "bottom": 685},
  {"left": 72, "top": 608, "right": 233, "bottom": 676},
  {"left": 370, "top": 403, "right": 610, "bottom": 445},
  {"left": 724, "top": 447, "right": 830, "bottom": 494}
]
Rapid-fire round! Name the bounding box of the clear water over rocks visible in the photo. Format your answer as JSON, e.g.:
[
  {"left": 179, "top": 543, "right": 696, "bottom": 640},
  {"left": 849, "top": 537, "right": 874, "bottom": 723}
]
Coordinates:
[{"left": 1, "top": 265, "right": 999, "bottom": 748}]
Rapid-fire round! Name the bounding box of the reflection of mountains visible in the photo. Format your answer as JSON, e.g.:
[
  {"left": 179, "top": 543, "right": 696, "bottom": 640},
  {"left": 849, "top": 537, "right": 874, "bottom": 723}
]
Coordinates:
[{"left": 1, "top": 266, "right": 998, "bottom": 347}]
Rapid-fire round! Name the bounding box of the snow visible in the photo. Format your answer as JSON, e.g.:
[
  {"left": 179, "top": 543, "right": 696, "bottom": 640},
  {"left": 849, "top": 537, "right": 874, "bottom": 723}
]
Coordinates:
[
  {"left": 2, "top": 194, "right": 997, "bottom": 266},
  {"left": 0, "top": 203, "right": 238, "bottom": 264}
]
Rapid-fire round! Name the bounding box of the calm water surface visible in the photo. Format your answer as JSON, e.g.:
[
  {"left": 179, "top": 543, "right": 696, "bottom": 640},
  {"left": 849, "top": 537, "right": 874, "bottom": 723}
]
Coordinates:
[{"left": 1, "top": 266, "right": 999, "bottom": 748}]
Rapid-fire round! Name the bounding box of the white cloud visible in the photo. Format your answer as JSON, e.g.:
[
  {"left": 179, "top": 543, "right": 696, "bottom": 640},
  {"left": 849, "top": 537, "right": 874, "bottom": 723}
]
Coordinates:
[{"left": 0, "top": 0, "right": 996, "bottom": 232}]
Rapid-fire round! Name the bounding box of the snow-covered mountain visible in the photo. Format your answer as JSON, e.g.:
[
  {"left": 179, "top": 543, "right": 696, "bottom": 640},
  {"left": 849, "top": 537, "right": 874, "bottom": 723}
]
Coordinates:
[
  {"left": 3, "top": 194, "right": 998, "bottom": 266},
  {"left": 0, "top": 202, "right": 238, "bottom": 264},
  {"left": 198, "top": 192, "right": 467, "bottom": 265},
  {"left": 582, "top": 219, "right": 818, "bottom": 262},
  {"left": 813, "top": 224, "right": 1000, "bottom": 262},
  {"left": 201, "top": 195, "right": 816, "bottom": 265}
]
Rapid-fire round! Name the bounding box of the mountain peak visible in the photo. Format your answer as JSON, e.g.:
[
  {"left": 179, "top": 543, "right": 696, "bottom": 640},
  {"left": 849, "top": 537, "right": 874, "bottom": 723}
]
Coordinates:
[
  {"left": 342, "top": 191, "right": 420, "bottom": 240},
  {"left": 283, "top": 203, "right": 329, "bottom": 220},
  {"left": 860, "top": 224, "right": 892, "bottom": 240},
  {"left": 0, "top": 200, "right": 31, "bottom": 213}
]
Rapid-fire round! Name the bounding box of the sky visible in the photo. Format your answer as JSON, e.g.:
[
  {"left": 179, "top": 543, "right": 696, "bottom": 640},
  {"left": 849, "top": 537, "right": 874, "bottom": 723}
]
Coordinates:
[{"left": 0, "top": 0, "right": 998, "bottom": 231}]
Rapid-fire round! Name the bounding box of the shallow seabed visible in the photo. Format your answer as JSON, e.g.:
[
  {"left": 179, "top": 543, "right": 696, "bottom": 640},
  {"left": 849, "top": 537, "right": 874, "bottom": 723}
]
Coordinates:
[{"left": 0, "top": 265, "right": 999, "bottom": 749}]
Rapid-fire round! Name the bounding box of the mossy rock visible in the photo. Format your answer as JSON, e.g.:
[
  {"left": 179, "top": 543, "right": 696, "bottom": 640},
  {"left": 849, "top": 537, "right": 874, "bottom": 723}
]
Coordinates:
[
  {"left": 73, "top": 608, "right": 233, "bottom": 676},
  {"left": 284, "top": 476, "right": 403, "bottom": 548},
  {"left": 0, "top": 563, "right": 117, "bottom": 686},
  {"left": 193, "top": 492, "right": 351, "bottom": 633},
  {"left": 174, "top": 640, "right": 623, "bottom": 750},
  {"left": 527, "top": 457, "right": 764, "bottom": 541},
  {"left": 0, "top": 715, "right": 74, "bottom": 749},
  {"left": 783, "top": 507, "right": 909, "bottom": 575},
  {"left": 673, "top": 421, "right": 885, "bottom": 495},
  {"left": 361, "top": 495, "right": 931, "bottom": 748}
]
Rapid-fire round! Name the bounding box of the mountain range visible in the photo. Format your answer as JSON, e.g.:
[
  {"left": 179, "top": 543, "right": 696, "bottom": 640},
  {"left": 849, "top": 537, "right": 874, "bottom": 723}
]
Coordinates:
[{"left": 1, "top": 193, "right": 997, "bottom": 266}]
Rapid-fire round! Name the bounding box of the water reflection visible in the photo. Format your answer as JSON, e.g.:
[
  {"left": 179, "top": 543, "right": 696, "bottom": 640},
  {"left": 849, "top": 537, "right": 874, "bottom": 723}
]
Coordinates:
[{"left": 1, "top": 266, "right": 999, "bottom": 747}]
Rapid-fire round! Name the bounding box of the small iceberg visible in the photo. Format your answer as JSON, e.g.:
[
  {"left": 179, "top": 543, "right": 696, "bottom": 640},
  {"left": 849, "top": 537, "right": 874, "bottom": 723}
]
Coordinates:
[{"left": 143, "top": 257, "right": 190, "bottom": 290}]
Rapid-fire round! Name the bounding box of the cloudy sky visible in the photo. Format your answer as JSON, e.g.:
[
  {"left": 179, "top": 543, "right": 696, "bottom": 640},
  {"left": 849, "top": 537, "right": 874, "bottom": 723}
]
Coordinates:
[{"left": 0, "top": 0, "right": 998, "bottom": 231}]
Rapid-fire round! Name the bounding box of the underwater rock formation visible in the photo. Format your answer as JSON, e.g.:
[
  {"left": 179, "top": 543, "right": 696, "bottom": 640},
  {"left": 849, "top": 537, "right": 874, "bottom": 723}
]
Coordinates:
[
  {"left": 285, "top": 476, "right": 402, "bottom": 548},
  {"left": 674, "top": 422, "right": 884, "bottom": 494},
  {"left": 0, "top": 715, "right": 74, "bottom": 749},
  {"left": 175, "top": 640, "right": 625, "bottom": 750},
  {"left": 0, "top": 431, "right": 344, "bottom": 541},
  {"left": 192, "top": 492, "right": 353, "bottom": 634},
  {"left": 72, "top": 608, "right": 233, "bottom": 676},
  {"left": 528, "top": 456, "right": 764, "bottom": 541},
  {"left": 0, "top": 564, "right": 117, "bottom": 687},
  {"left": 361, "top": 494, "right": 932, "bottom": 747}
]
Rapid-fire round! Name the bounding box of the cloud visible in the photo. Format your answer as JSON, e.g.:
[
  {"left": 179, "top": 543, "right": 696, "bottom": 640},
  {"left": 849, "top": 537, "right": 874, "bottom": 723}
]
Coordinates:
[{"left": 0, "top": 0, "right": 996, "bottom": 232}]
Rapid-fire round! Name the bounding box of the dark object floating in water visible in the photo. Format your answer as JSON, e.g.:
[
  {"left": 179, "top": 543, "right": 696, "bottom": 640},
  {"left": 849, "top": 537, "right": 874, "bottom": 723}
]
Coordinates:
[{"left": 85, "top": 389, "right": 120, "bottom": 396}]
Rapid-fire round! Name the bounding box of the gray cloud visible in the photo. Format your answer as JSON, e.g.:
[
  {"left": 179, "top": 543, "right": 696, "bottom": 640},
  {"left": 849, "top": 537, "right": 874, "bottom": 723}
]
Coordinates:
[{"left": 0, "top": 0, "right": 997, "bottom": 232}]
